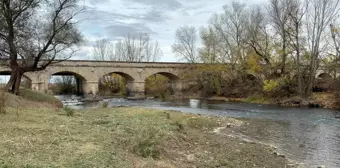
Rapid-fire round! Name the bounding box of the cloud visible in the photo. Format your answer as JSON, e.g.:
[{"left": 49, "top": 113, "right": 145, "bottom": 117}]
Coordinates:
[
  {"left": 77, "top": 7, "right": 133, "bottom": 24},
  {"left": 76, "top": 5, "right": 169, "bottom": 42},
  {"left": 125, "top": 0, "right": 182, "bottom": 10},
  {"left": 87, "top": 0, "right": 109, "bottom": 6},
  {"left": 104, "top": 23, "right": 155, "bottom": 40},
  {"left": 140, "top": 8, "right": 168, "bottom": 22},
  {"left": 75, "top": 0, "right": 261, "bottom": 62}
]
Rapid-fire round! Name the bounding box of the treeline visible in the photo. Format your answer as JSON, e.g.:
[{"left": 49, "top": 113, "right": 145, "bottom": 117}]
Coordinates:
[
  {"left": 92, "top": 33, "right": 162, "bottom": 62},
  {"left": 173, "top": 0, "right": 340, "bottom": 100}
]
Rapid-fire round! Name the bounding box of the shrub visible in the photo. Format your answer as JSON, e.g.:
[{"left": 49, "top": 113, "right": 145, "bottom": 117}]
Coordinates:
[
  {"left": 263, "top": 77, "right": 297, "bottom": 98},
  {"left": 63, "top": 106, "right": 75, "bottom": 117},
  {"left": 102, "top": 102, "right": 109, "bottom": 108},
  {"left": 133, "top": 139, "right": 161, "bottom": 159},
  {"left": 263, "top": 80, "right": 280, "bottom": 92},
  {"left": 133, "top": 129, "right": 162, "bottom": 159}
]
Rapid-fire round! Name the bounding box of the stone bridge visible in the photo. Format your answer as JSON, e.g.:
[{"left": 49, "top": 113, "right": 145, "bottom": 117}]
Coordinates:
[
  {"left": 0, "top": 60, "right": 189, "bottom": 96},
  {"left": 0, "top": 60, "right": 338, "bottom": 96}
]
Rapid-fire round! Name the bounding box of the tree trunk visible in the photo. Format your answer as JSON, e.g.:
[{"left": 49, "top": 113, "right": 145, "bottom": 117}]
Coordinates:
[
  {"left": 296, "top": 51, "right": 302, "bottom": 97},
  {"left": 303, "top": 53, "right": 318, "bottom": 98},
  {"left": 6, "top": 67, "right": 23, "bottom": 95},
  {"left": 281, "top": 33, "right": 287, "bottom": 75},
  {"left": 295, "top": 28, "right": 303, "bottom": 98}
]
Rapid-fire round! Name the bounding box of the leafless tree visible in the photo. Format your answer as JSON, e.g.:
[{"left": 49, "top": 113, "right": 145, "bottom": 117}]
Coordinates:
[
  {"left": 268, "top": 0, "right": 292, "bottom": 74},
  {"left": 92, "top": 39, "right": 114, "bottom": 61},
  {"left": 304, "top": 0, "right": 340, "bottom": 97},
  {"left": 172, "top": 26, "right": 198, "bottom": 63},
  {"left": 330, "top": 24, "right": 340, "bottom": 58},
  {"left": 210, "top": 1, "right": 249, "bottom": 67},
  {"left": 285, "top": 0, "right": 306, "bottom": 97},
  {"left": 0, "top": 0, "right": 83, "bottom": 95},
  {"left": 92, "top": 33, "right": 161, "bottom": 62},
  {"left": 199, "top": 26, "right": 220, "bottom": 63},
  {"left": 246, "top": 6, "right": 272, "bottom": 66},
  {"left": 115, "top": 33, "right": 161, "bottom": 62}
]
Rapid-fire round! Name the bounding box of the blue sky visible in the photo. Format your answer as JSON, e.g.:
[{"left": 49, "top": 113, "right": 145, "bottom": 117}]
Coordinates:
[{"left": 74, "top": 0, "right": 265, "bottom": 62}]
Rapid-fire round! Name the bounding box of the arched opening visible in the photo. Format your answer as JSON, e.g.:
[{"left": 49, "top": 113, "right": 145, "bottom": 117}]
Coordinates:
[
  {"left": 98, "top": 72, "right": 134, "bottom": 96},
  {"left": 48, "top": 71, "right": 86, "bottom": 95},
  {"left": 0, "top": 71, "right": 32, "bottom": 89},
  {"left": 314, "top": 73, "right": 333, "bottom": 92},
  {"left": 246, "top": 74, "right": 259, "bottom": 85},
  {"left": 145, "top": 72, "right": 180, "bottom": 98},
  {"left": 317, "top": 73, "right": 333, "bottom": 80}
]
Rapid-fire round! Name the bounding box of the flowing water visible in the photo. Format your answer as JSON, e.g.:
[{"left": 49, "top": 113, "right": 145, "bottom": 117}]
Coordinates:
[{"left": 57, "top": 95, "right": 340, "bottom": 168}]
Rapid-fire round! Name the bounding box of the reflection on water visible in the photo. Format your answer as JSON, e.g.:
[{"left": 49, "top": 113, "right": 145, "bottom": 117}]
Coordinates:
[{"left": 57, "top": 95, "right": 340, "bottom": 167}]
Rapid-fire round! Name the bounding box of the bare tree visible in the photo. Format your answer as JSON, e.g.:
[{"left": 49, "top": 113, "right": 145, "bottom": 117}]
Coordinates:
[
  {"left": 172, "top": 26, "right": 198, "bottom": 63},
  {"left": 286, "top": 0, "right": 306, "bottom": 97},
  {"left": 304, "top": 0, "right": 340, "bottom": 97},
  {"left": 0, "top": 0, "right": 83, "bottom": 95},
  {"left": 92, "top": 39, "right": 114, "bottom": 61},
  {"left": 92, "top": 33, "right": 161, "bottom": 62},
  {"left": 246, "top": 6, "right": 273, "bottom": 66},
  {"left": 115, "top": 33, "right": 161, "bottom": 62},
  {"left": 210, "top": 1, "right": 249, "bottom": 67},
  {"left": 268, "top": 0, "right": 292, "bottom": 74},
  {"left": 330, "top": 24, "right": 340, "bottom": 58},
  {"left": 199, "top": 26, "right": 220, "bottom": 63}
]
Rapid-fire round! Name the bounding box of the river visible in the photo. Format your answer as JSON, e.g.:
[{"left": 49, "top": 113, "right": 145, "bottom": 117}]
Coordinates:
[{"left": 57, "top": 95, "right": 340, "bottom": 168}]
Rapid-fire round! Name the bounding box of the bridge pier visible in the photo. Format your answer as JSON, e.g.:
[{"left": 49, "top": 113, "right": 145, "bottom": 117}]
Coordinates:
[
  {"left": 31, "top": 81, "right": 48, "bottom": 93},
  {"left": 127, "top": 81, "right": 145, "bottom": 98},
  {"left": 85, "top": 81, "right": 98, "bottom": 95},
  {"left": 171, "top": 81, "right": 183, "bottom": 95},
  {"left": 31, "top": 82, "right": 40, "bottom": 91}
]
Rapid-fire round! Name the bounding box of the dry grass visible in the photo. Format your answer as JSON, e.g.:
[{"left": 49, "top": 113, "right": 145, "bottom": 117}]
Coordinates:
[
  {"left": 0, "top": 107, "right": 289, "bottom": 168},
  {"left": 312, "top": 92, "right": 338, "bottom": 109}
]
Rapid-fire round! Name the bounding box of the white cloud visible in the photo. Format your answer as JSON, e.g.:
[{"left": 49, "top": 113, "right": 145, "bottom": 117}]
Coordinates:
[{"left": 75, "top": 0, "right": 266, "bottom": 62}]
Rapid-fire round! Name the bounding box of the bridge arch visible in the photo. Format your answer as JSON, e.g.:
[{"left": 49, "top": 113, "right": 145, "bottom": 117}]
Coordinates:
[
  {"left": 151, "top": 72, "right": 180, "bottom": 81},
  {"left": 47, "top": 71, "right": 88, "bottom": 95},
  {"left": 144, "top": 72, "right": 181, "bottom": 96},
  {"left": 101, "top": 72, "right": 135, "bottom": 82},
  {"left": 317, "top": 73, "right": 333, "bottom": 80},
  {"left": 98, "top": 72, "right": 135, "bottom": 96}
]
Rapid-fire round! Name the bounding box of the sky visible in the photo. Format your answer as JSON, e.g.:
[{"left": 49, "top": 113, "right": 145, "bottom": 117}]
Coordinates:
[{"left": 75, "top": 0, "right": 265, "bottom": 62}]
